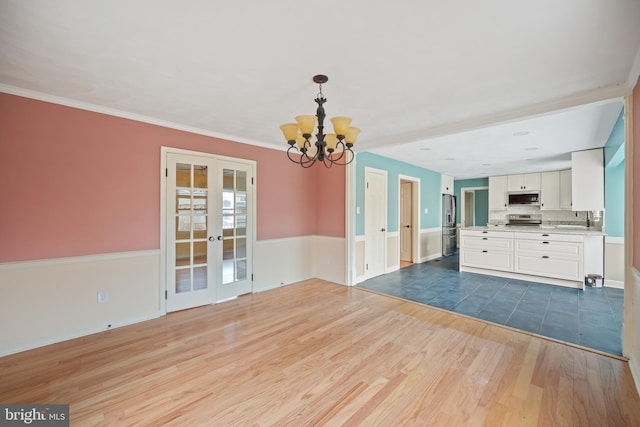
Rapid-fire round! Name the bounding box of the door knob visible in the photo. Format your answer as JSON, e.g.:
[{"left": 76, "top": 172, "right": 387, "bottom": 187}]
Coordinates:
[
  {"left": 208, "top": 236, "right": 215, "bottom": 242},
  {"left": 381, "top": 228, "right": 386, "bottom": 232},
  {"left": 217, "top": 235, "right": 223, "bottom": 241},
  {"left": 404, "top": 225, "right": 410, "bottom": 228}
]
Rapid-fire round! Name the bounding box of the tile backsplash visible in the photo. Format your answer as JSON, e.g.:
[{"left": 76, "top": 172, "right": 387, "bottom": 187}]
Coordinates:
[{"left": 488, "top": 206, "right": 603, "bottom": 230}]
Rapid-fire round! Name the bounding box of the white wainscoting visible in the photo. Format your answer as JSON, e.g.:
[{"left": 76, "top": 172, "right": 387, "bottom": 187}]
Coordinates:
[
  {"left": 0, "top": 250, "right": 161, "bottom": 357},
  {"left": 604, "top": 236, "right": 625, "bottom": 289},
  {"left": 420, "top": 227, "right": 442, "bottom": 262},
  {"left": 354, "top": 236, "right": 365, "bottom": 281},
  {"left": 254, "top": 235, "right": 346, "bottom": 292},
  {"left": 386, "top": 231, "right": 400, "bottom": 273}
]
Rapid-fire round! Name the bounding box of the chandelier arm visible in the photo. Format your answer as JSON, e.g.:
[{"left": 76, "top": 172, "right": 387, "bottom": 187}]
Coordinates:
[
  {"left": 322, "top": 155, "right": 334, "bottom": 168},
  {"left": 343, "top": 147, "right": 355, "bottom": 165},
  {"left": 300, "top": 156, "right": 317, "bottom": 168},
  {"left": 329, "top": 143, "right": 347, "bottom": 162},
  {"left": 288, "top": 146, "right": 316, "bottom": 168}
]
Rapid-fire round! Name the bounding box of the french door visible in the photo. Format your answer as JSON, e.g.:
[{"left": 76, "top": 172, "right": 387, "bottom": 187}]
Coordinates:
[{"left": 166, "top": 151, "right": 254, "bottom": 312}]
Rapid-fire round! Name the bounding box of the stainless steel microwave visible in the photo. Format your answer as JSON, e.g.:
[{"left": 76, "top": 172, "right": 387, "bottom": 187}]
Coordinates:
[{"left": 508, "top": 192, "right": 540, "bottom": 206}]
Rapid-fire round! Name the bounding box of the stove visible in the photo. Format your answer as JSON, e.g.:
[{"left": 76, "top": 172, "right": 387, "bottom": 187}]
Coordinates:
[{"left": 506, "top": 214, "right": 542, "bottom": 226}]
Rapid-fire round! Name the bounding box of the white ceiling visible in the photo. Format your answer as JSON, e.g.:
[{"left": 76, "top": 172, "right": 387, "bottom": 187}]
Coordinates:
[{"left": 1, "top": 0, "right": 639, "bottom": 179}]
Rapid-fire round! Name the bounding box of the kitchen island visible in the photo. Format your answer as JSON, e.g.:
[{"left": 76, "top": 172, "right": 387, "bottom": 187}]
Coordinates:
[{"left": 459, "top": 225, "right": 604, "bottom": 289}]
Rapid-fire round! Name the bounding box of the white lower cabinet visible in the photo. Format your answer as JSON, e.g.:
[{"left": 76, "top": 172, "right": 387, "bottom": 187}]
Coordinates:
[
  {"left": 460, "top": 229, "right": 603, "bottom": 287},
  {"left": 460, "top": 249, "right": 513, "bottom": 272},
  {"left": 460, "top": 230, "right": 514, "bottom": 272},
  {"left": 514, "top": 254, "right": 582, "bottom": 282},
  {"left": 514, "top": 232, "right": 584, "bottom": 282}
]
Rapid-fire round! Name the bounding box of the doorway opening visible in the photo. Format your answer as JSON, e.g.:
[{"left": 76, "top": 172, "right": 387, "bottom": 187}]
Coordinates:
[
  {"left": 399, "top": 176, "right": 420, "bottom": 268},
  {"left": 460, "top": 186, "right": 489, "bottom": 228}
]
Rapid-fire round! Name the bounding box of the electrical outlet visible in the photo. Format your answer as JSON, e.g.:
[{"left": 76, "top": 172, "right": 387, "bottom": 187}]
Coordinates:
[{"left": 97, "top": 291, "right": 108, "bottom": 304}]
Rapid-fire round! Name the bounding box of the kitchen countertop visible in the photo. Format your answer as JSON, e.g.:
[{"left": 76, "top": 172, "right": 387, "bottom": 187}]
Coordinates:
[{"left": 460, "top": 225, "right": 605, "bottom": 236}]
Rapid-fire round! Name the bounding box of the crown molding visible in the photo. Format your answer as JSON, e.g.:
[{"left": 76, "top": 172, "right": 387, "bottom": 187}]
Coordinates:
[{"left": 0, "top": 84, "right": 286, "bottom": 152}]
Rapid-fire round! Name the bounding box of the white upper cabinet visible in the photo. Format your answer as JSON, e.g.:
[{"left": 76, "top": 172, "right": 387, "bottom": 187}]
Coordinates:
[
  {"left": 559, "top": 169, "right": 572, "bottom": 210},
  {"left": 489, "top": 176, "right": 508, "bottom": 210},
  {"left": 507, "top": 173, "right": 541, "bottom": 192},
  {"left": 441, "top": 174, "right": 454, "bottom": 195},
  {"left": 571, "top": 149, "right": 604, "bottom": 211},
  {"left": 540, "top": 171, "right": 560, "bottom": 210}
]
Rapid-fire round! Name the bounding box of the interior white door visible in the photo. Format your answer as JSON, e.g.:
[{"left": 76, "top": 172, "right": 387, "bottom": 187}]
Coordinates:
[
  {"left": 167, "top": 153, "right": 218, "bottom": 312},
  {"left": 365, "top": 168, "right": 387, "bottom": 278},
  {"left": 400, "top": 181, "right": 413, "bottom": 262},
  {"left": 166, "top": 153, "right": 254, "bottom": 312}
]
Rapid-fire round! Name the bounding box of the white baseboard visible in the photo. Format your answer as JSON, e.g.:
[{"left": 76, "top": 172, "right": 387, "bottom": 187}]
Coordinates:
[
  {"left": 605, "top": 279, "right": 624, "bottom": 289},
  {"left": 420, "top": 253, "right": 442, "bottom": 263},
  {"left": 1, "top": 313, "right": 161, "bottom": 358},
  {"left": 459, "top": 266, "right": 583, "bottom": 289}
]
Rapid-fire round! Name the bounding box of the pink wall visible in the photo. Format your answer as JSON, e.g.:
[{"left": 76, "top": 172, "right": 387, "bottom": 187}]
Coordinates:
[
  {"left": 0, "top": 93, "right": 345, "bottom": 262},
  {"left": 634, "top": 76, "right": 640, "bottom": 270},
  {"left": 315, "top": 164, "right": 346, "bottom": 237}
]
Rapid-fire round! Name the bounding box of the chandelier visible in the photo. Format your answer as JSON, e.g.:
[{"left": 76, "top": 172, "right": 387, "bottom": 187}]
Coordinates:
[{"left": 280, "top": 75, "right": 360, "bottom": 168}]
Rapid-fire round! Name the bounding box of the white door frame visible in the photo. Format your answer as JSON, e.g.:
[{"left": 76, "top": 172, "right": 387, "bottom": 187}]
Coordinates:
[
  {"left": 346, "top": 160, "right": 356, "bottom": 286},
  {"left": 398, "top": 174, "right": 420, "bottom": 264},
  {"left": 160, "top": 146, "right": 256, "bottom": 314},
  {"left": 460, "top": 186, "right": 488, "bottom": 228}
]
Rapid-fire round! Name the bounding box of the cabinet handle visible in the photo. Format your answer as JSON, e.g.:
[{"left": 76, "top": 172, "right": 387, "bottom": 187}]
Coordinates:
[
  {"left": 482, "top": 237, "right": 488, "bottom": 240},
  {"left": 482, "top": 231, "right": 488, "bottom": 234},
  {"left": 482, "top": 250, "right": 488, "bottom": 253},
  {"left": 542, "top": 241, "right": 549, "bottom": 244},
  {"left": 542, "top": 255, "right": 549, "bottom": 259},
  {"left": 542, "top": 234, "right": 549, "bottom": 237}
]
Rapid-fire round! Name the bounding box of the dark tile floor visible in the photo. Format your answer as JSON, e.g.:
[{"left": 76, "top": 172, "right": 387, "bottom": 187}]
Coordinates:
[{"left": 359, "top": 254, "right": 624, "bottom": 355}]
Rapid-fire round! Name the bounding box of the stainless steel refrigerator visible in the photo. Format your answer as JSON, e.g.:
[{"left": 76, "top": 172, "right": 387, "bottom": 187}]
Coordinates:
[{"left": 442, "top": 194, "right": 457, "bottom": 256}]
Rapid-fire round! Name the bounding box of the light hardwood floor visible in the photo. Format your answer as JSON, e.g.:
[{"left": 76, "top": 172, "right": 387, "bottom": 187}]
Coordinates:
[{"left": 2, "top": 279, "right": 639, "bottom": 426}]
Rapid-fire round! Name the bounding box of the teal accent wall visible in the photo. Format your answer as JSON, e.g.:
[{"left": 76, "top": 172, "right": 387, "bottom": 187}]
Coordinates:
[
  {"left": 453, "top": 178, "right": 489, "bottom": 225},
  {"left": 605, "top": 161, "right": 624, "bottom": 237},
  {"left": 475, "top": 189, "right": 489, "bottom": 226},
  {"left": 604, "top": 110, "right": 625, "bottom": 238},
  {"left": 355, "top": 152, "right": 441, "bottom": 235},
  {"left": 604, "top": 110, "right": 624, "bottom": 168}
]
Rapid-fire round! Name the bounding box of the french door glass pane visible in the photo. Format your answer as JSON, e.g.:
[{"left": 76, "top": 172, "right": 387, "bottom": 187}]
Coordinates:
[
  {"left": 193, "top": 267, "right": 207, "bottom": 290},
  {"left": 176, "top": 163, "right": 191, "bottom": 187},
  {"left": 176, "top": 217, "right": 190, "bottom": 240},
  {"left": 237, "top": 171, "right": 247, "bottom": 191},
  {"left": 176, "top": 269, "right": 190, "bottom": 293},
  {"left": 223, "top": 261, "right": 234, "bottom": 284},
  {"left": 236, "top": 260, "right": 247, "bottom": 281},
  {"left": 176, "top": 242, "right": 190, "bottom": 266}
]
